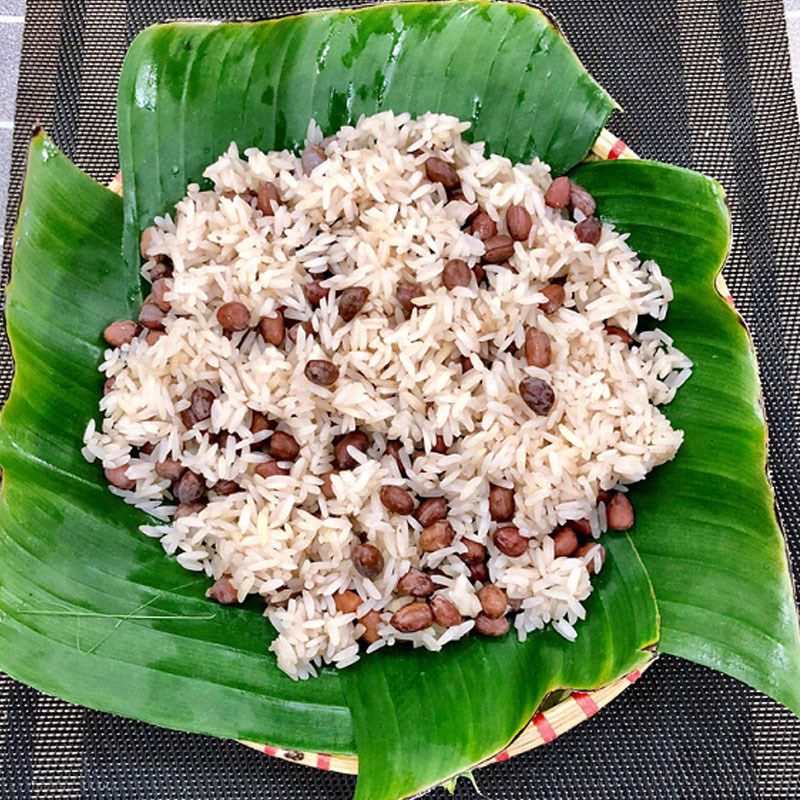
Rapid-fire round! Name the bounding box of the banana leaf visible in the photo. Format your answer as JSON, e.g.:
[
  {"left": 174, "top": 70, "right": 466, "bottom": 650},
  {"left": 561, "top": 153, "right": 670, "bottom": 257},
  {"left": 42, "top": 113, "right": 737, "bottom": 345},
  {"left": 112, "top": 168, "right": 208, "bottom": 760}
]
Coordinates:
[
  {"left": 341, "top": 535, "right": 656, "bottom": 800},
  {"left": 1, "top": 2, "right": 798, "bottom": 799},
  {"left": 569, "top": 160, "right": 800, "bottom": 714},
  {"left": 117, "top": 0, "right": 615, "bottom": 272}
]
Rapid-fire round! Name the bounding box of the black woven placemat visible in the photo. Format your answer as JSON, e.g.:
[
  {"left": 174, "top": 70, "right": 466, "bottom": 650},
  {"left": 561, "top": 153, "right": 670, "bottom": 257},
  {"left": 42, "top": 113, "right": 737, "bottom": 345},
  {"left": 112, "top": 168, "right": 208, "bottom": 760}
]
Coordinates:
[{"left": 2, "top": 1, "right": 800, "bottom": 798}]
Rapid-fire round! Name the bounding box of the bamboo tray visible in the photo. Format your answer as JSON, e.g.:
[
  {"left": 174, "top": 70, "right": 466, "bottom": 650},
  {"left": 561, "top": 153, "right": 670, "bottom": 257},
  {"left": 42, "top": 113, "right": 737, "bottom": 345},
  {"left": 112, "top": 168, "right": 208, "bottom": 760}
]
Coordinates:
[{"left": 239, "top": 660, "right": 653, "bottom": 774}]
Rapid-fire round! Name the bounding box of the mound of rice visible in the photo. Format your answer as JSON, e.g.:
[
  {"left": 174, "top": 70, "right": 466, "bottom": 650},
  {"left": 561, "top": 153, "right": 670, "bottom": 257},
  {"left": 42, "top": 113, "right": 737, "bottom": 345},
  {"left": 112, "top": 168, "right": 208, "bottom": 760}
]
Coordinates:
[{"left": 83, "top": 111, "right": 690, "bottom": 679}]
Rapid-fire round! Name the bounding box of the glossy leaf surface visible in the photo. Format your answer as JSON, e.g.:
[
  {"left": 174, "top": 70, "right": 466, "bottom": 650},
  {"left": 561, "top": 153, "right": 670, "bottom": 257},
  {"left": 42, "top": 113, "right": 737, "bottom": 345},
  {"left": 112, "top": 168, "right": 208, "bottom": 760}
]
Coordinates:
[
  {"left": 571, "top": 159, "right": 800, "bottom": 715},
  {"left": 117, "top": 0, "right": 615, "bottom": 271}
]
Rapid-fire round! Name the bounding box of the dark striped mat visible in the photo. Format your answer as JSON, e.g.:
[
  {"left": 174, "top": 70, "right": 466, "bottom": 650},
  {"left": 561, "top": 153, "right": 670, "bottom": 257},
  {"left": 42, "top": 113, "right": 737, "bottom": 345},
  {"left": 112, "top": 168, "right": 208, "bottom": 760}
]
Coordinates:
[{"left": 2, "top": 1, "right": 799, "bottom": 797}]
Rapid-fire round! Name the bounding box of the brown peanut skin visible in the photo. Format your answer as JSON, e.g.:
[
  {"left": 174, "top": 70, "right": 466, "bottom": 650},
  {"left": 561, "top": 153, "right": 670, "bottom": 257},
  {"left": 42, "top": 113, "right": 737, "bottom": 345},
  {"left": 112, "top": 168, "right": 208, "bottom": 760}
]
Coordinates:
[
  {"left": 419, "top": 520, "right": 455, "bottom": 552},
  {"left": 478, "top": 584, "right": 508, "bottom": 619},
  {"left": 552, "top": 527, "right": 579, "bottom": 557},
  {"left": 544, "top": 176, "right": 571, "bottom": 209},
  {"left": 425, "top": 157, "right": 459, "bottom": 190},
  {"left": 414, "top": 497, "right": 448, "bottom": 527},
  {"left": 358, "top": 610, "right": 382, "bottom": 643},
  {"left": 525, "top": 328, "right": 551, "bottom": 368},
  {"left": 488, "top": 484, "right": 515, "bottom": 522},
  {"left": 475, "top": 613, "right": 510, "bottom": 637},
  {"left": 334, "top": 430, "right": 369, "bottom": 470},
  {"left": 539, "top": 284, "right": 565, "bottom": 314},
  {"left": 334, "top": 590, "right": 361, "bottom": 614},
  {"left": 607, "top": 493, "right": 635, "bottom": 530},
  {"left": 353, "top": 543, "right": 384, "bottom": 579},
  {"left": 397, "top": 569, "right": 436, "bottom": 598},
  {"left": 493, "top": 526, "right": 528, "bottom": 558},
  {"left": 259, "top": 313, "right": 285, "bottom": 346},
  {"left": 430, "top": 595, "right": 462, "bottom": 627},
  {"left": 216, "top": 301, "right": 250, "bottom": 331},
  {"left": 268, "top": 431, "right": 301, "bottom": 461},
  {"left": 380, "top": 485, "right": 415, "bottom": 515},
  {"left": 506, "top": 205, "right": 532, "bottom": 241},
  {"left": 391, "top": 602, "right": 434, "bottom": 632}
]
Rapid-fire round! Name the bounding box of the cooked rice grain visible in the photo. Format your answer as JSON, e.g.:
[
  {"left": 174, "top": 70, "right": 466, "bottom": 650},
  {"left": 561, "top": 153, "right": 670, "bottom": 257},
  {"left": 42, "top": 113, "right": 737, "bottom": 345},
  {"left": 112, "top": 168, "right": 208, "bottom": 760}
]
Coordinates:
[{"left": 84, "top": 112, "right": 689, "bottom": 679}]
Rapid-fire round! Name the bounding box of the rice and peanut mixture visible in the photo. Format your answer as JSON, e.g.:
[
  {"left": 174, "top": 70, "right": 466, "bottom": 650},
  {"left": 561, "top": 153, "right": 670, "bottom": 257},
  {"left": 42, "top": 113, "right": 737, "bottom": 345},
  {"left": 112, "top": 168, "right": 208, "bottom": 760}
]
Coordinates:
[{"left": 83, "top": 112, "right": 690, "bottom": 679}]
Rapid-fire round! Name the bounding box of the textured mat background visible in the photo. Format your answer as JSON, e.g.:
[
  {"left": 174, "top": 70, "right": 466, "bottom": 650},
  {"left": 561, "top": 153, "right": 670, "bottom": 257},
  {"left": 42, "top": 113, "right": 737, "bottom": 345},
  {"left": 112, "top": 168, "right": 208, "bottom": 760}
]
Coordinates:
[{"left": 2, "top": 1, "right": 800, "bottom": 798}]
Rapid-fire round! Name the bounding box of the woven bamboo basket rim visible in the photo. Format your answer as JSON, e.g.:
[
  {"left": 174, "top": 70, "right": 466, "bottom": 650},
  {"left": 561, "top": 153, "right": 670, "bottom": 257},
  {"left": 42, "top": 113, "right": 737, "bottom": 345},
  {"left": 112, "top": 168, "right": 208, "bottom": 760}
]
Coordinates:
[
  {"left": 239, "top": 659, "right": 654, "bottom": 774},
  {"left": 106, "top": 127, "right": 660, "bottom": 775}
]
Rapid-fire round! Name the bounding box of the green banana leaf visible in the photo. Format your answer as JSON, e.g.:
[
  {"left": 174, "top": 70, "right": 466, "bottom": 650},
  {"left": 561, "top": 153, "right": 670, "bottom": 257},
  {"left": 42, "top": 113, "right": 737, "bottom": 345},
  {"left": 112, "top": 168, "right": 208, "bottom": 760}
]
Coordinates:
[
  {"left": 341, "top": 535, "right": 656, "bottom": 800},
  {"left": 0, "top": 133, "right": 354, "bottom": 753},
  {"left": 1, "top": 1, "right": 798, "bottom": 799},
  {"left": 570, "top": 160, "right": 800, "bottom": 714},
  {"left": 117, "top": 0, "right": 615, "bottom": 272}
]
